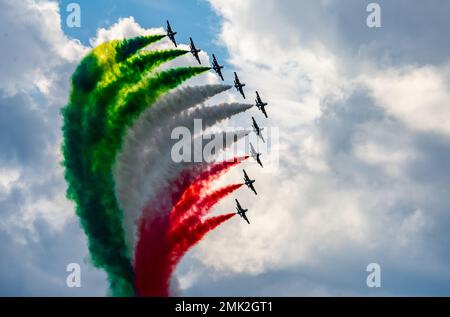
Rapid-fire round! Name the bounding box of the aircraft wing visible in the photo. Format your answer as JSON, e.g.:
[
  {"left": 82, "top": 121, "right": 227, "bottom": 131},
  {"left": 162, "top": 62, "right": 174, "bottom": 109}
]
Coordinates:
[
  {"left": 242, "top": 213, "right": 250, "bottom": 224},
  {"left": 252, "top": 117, "right": 257, "bottom": 128},
  {"left": 249, "top": 183, "right": 257, "bottom": 195},
  {"left": 250, "top": 143, "right": 256, "bottom": 155},
  {"left": 257, "top": 156, "right": 263, "bottom": 168},
  {"left": 235, "top": 199, "right": 242, "bottom": 210},
  {"left": 261, "top": 106, "right": 268, "bottom": 118},
  {"left": 218, "top": 70, "right": 224, "bottom": 81},
  {"left": 191, "top": 44, "right": 201, "bottom": 64},
  {"left": 258, "top": 133, "right": 265, "bottom": 143}
]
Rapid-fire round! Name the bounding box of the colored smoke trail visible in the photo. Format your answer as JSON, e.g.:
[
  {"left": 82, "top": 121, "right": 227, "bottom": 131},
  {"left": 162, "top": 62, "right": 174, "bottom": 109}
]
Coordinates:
[
  {"left": 166, "top": 157, "right": 248, "bottom": 224},
  {"left": 172, "top": 183, "right": 243, "bottom": 228},
  {"left": 62, "top": 33, "right": 248, "bottom": 297},
  {"left": 116, "top": 92, "right": 252, "bottom": 248},
  {"left": 170, "top": 213, "right": 236, "bottom": 262},
  {"left": 115, "top": 83, "right": 252, "bottom": 231},
  {"left": 115, "top": 85, "right": 252, "bottom": 245},
  {"left": 135, "top": 181, "right": 241, "bottom": 296},
  {"left": 171, "top": 178, "right": 244, "bottom": 227},
  {"left": 134, "top": 156, "right": 245, "bottom": 296}
]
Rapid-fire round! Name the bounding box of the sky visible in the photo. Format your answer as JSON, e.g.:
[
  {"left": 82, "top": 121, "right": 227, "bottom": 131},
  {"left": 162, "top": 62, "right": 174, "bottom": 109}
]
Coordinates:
[{"left": 1, "top": 0, "right": 450, "bottom": 296}]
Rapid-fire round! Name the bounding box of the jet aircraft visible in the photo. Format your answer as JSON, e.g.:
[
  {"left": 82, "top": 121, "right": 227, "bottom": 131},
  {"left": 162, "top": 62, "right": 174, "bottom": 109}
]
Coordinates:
[{"left": 235, "top": 199, "right": 250, "bottom": 224}]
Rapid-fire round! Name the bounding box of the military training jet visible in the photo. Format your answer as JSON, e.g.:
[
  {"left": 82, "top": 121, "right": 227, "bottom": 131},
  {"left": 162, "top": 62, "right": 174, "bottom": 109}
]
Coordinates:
[
  {"left": 252, "top": 116, "right": 265, "bottom": 143},
  {"left": 235, "top": 199, "right": 250, "bottom": 224},
  {"left": 243, "top": 169, "right": 257, "bottom": 195},
  {"left": 234, "top": 72, "right": 246, "bottom": 99},
  {"left": 250, "top": 142, "right": 263, "bottom": 168},
  {"left": 189, "top": 37, "right": 201, "bottom": 64},
  {"left": 166, "top": 20, "right": 177, "bottom": 47},
  {"left": 255, "top": 91, "right": 268, "bottom": 118},
  {"left": 211, "top": 54, "right": 224, "bottom": 81}
]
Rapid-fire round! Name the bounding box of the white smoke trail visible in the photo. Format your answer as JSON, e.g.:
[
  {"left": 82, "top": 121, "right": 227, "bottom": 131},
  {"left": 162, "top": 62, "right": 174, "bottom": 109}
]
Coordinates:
[
  {"left": 115, "top": 85, "right": 231, "bottom": 242},
  {"left": 115, "top": 85, "right": 231, "bottom": 197},
  {"left": 139, "top": 129, "right": 250, "bottom": 211},
  {"left": 117, "top": 102, "right": 250, "bottom": 210},
  {"left": 115, "top": 84, "right": 253, "bottom": 249},
  {"left": 136, "top": 104, "right": 252, "bottom": 209},
  {"left": 139, "top": 103, "right": 253, "bottom": 180}
]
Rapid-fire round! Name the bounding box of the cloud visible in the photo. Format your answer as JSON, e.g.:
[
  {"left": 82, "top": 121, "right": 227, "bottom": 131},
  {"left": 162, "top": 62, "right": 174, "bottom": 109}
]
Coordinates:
[
  {"left": 0, "top": 0, "right": 85, "bottom": 95},
  {"left": 0, "top": 0, "right": 101, "bottom": 295},
  {"left": 89, "top": 16, "right": 163, "bottom": 47},
  {"left": 2, "top": 0, "right": 450, "bottom": 296},
  {"left": 0, "top": 220, "right": 107, "bottom": 296},
  {"left": 0, "top": 1, "right": 225, "bottom": 296},
  {"left": 0, "top": 0, "right": 86, "bottom": 237},
  {"left": 173, "top": 0, "right": 450, "bottom": 295},
  {"left": 364, "top": 65, "right": 450, "bottom": 136},
  {"left": 90, "top": 16, "right": 219, "bottom": 87}
]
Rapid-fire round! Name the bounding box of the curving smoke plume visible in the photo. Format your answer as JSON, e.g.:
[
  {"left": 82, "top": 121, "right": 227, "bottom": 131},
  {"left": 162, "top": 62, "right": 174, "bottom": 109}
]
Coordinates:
[{"left": 62, "top": 34, "right": 251, "bottom": 296}]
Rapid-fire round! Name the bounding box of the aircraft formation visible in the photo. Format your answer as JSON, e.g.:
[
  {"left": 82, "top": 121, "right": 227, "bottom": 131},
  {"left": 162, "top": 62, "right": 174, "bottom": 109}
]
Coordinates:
[{"left": 166, "top": 20, "right": 272, "bottom": 225}]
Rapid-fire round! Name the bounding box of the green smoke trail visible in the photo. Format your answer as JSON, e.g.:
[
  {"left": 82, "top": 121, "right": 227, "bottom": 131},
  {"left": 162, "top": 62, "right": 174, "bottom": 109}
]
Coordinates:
[{"left": 61, "top": 35, "right": 209, "bottom": 296}]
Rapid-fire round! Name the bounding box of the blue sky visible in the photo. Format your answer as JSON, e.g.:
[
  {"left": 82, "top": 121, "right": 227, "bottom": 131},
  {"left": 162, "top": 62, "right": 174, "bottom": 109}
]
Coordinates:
[
  {"left": 2, "top": 0, "right": 450, "bottom": 296},
  {"left": 59, "top": 0, "right": 229, "bottom": 64}
]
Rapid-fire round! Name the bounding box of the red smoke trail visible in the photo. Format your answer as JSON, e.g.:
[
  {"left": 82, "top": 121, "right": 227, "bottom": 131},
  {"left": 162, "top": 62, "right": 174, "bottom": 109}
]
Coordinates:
[
  {"left": 134, "top": 185, "right": 240, "bottom": 296},
  {"left": 140, "top": 156, "right": 247, "bottom": 222},
  {"left": 170, "top": 183, "right": 243, "bottom": 234},
  {"left": 170, "top": 213, "right": 236, "bottom": 261},
  {"left": 134, "top": 213, "right": 172, "bottom": 297},
  {"left": 134, "top": 157, "right": 246, "bottom": 297},
  {"left": 170, "top": 156, "right": 248, "bottom": 222}
]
